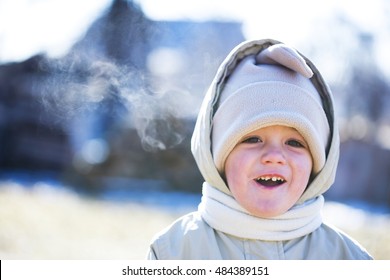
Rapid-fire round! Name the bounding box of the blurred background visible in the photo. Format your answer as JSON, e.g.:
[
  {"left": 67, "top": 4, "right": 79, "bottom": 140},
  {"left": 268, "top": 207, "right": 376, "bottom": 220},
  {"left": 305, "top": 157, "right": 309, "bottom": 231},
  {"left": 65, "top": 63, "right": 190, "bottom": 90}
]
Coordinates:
[{"left": 0, "top": 0, "right": 389, "bottom": 259}]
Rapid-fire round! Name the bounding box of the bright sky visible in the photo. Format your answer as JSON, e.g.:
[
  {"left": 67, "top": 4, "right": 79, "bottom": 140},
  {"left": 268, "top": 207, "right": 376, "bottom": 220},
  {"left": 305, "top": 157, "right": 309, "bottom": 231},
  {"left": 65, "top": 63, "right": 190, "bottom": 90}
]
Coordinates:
[
  {"left": 0, "top": 0, "right": 388, "bottom": 69},
  {"left": 0, "top": 0, "right": 111, "bottom": 63}
]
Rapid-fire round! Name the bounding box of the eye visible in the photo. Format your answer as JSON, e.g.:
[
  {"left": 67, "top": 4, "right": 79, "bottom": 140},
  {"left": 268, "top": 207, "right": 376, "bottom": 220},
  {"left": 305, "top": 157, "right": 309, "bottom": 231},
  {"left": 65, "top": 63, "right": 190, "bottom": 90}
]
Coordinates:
[
  {"left": 242, "top": 136, "right": 262, "bottom": 144},
  {"left": 286, "top": 139, "right": 305, "bottom": 148}
]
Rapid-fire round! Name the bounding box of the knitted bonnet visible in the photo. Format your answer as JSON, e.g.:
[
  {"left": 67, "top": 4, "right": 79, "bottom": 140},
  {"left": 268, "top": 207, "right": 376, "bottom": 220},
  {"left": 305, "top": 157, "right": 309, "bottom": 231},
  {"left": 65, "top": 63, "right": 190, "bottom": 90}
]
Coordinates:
[{"left": 212, "top": 43, "right": 330, "bottom": 175}]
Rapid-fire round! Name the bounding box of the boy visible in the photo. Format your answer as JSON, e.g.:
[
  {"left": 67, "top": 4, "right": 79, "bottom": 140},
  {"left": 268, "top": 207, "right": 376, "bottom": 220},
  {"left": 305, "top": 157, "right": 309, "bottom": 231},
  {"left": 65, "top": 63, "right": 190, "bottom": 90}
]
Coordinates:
[{"left": 147, "top": 39, "right": 373, "bottom": 259}]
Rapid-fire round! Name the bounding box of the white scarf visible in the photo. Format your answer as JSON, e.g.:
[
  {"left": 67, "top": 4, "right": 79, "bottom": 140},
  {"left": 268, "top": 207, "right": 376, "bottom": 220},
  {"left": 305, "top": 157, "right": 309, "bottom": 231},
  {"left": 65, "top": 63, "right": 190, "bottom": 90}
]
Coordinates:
[{"left": 198, "top": 182, "right": 324, "bottom": 241}]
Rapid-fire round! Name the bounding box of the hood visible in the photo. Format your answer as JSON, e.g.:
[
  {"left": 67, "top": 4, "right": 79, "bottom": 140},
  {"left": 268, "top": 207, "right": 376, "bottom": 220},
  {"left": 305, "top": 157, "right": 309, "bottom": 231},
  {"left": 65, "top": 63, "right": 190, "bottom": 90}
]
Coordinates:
[{"left": 191, "top": 39, "right": 340, "bottom": 204}]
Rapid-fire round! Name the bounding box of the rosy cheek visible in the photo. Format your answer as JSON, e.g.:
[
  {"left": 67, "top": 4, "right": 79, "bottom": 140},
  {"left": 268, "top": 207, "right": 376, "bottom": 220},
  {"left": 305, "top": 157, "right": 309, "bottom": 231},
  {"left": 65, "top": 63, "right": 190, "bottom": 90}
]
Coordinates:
[
  {"left": 232, "top": 155, "right": 246, "bottom": 168},
  {"left": 225, "top": 155, "right": 244, "bottom": 183},
  {"left": 296, "top": 158, "right": 312, "bottom": 179},
  {"left": 225, "top": 151, "right": 240, "bottom": 170}
]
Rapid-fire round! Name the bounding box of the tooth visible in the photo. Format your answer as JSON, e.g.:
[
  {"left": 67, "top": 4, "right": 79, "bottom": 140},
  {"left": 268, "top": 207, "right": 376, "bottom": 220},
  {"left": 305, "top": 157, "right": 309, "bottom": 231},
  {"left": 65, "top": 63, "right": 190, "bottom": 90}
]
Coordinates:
[
  {"left": 265, "top": 176, "right": 270, "bottom": 181},
  {"left": 272, "top": 177, "right": 277, "bottom": 181}
]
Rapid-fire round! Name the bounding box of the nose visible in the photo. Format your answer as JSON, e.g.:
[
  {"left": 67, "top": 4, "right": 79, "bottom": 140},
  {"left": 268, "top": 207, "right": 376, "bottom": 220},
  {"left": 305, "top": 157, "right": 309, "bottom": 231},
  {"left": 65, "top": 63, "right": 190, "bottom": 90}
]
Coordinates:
[{"left": 261, "top": 144, "right": 286, "bottom": 165}]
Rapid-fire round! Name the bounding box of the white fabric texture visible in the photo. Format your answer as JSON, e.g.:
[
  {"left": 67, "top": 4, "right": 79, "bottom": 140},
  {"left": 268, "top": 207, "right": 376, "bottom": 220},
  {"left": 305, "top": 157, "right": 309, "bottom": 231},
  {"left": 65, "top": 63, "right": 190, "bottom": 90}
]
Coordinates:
[
  {"left": 212, "top": 78, "right": 329, "bottom": 174},
  {"left": 212, "top": 50, "right": 330, "bottom": 175},
  {"left": 198, "top": 182, "right": 324, "bottom": 241},
  {"left": 255, "top": 43, "right": 313, "bottom": 78}
]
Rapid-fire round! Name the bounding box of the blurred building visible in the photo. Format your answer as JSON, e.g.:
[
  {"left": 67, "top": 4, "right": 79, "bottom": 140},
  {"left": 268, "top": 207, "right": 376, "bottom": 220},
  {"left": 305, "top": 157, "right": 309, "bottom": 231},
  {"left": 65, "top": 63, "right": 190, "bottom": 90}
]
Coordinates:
[{"left": 0, "top": 0, "right": 244, "bottom": 193}]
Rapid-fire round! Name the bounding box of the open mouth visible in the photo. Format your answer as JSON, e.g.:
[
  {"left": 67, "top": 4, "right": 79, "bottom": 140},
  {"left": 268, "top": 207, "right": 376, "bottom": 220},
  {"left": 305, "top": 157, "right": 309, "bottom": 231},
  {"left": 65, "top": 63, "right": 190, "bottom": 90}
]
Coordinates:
[{"left": 255, "top": 176, "right": 286, "bottom": 187}]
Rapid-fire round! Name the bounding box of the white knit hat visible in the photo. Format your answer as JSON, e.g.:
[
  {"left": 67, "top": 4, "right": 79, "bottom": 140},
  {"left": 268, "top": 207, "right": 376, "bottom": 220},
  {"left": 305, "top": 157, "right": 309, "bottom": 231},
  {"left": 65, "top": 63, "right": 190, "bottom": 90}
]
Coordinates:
[{"left": 212, "top": 43, "right": 330, "bottom": 175}]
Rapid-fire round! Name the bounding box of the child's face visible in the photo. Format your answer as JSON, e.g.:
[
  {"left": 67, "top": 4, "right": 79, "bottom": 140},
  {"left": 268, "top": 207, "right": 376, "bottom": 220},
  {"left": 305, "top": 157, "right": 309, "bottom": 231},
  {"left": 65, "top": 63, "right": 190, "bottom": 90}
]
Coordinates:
[{"left": 224, "top": 125, "right": 313, "bottom": 218}]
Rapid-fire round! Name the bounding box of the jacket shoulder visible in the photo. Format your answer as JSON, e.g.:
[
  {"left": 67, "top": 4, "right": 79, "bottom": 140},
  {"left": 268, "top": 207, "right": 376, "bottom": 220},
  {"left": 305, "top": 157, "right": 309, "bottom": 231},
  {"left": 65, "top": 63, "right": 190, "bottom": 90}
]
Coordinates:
[
  {"left": 148, "top": 211, "right": 217, "bottom": 259},
  {"left": 310, "top": 223, "right": 373, "bottom": 259}
]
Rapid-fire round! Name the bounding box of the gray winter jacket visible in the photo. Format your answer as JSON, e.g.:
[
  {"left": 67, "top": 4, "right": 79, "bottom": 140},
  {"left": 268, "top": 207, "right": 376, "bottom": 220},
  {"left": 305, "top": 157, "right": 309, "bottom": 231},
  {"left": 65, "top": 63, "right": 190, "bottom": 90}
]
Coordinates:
[{"left": 147, "top": 211, "right": 371, "bottom": 259}]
